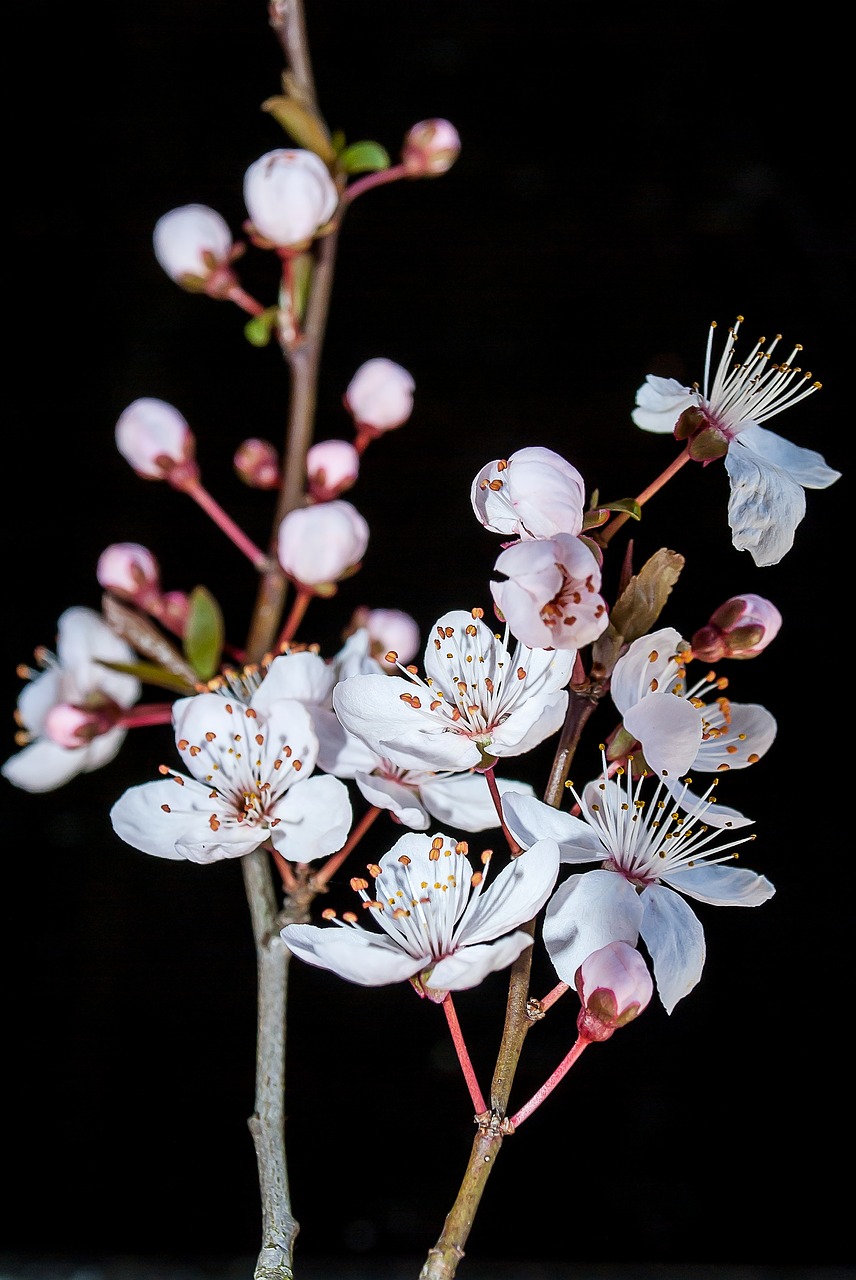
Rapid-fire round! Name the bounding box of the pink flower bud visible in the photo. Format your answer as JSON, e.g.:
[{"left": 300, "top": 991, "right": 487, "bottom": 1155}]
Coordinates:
[
  {"left": 97, "top": 542, "right": 161, "bottom": 604},
  {"left": 691, "top": 593, "right": 783, "bottom": 662},
  {"left": 402, "top": 119, "right": 461, "bottom": 176},
  {"left": 115, "top": 398, "right": 199, "bottom": 486},
  {"left": 349, "top": 606, "right": 421, "bottom": 669},
  {"left": 277, "top": 499, "right": 369, "bottom": 590},
  {"left": 153, "top": 204, "right": 234, "bottom": 291},
  {"left": 306, "top": 439, "right": 360, "bottom": 501},
  {"left": 575, "top": 941, "right": 653, "bottom": 1043},
  {"left": 243, "top": 149, "right": 339, "bottom": 249},
  {"left": 472, "top": 446, "right": 587, "bottom": 541},
  {"left": 158, "top": 591, "right": 191, "bottom": 635},
  {"left": 234, "top": 438, "right": 281, "bottom": 490},
  {"left": 344, "top": 358, "right": 415, "bottom": 434}
]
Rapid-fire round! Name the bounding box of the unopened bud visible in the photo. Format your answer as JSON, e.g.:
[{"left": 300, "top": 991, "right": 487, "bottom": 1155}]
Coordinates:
[
  {"left": 348, "top": 607, "right": 420, "bottom": 669},
  {"left": 115, "top": 398, "right": 199, "bottom": 487},
  {"left": 575, "top": 941, "right": 653, "bottom": 1043},
  {"left": 344, "top": 358, "right": 415, "bottom": 435},
  {"left": 97, "top": 542, "right": 162, "bottom": 609},
  {"left": 691, "top": 593, "right": 783, "bottom": 662},
  {"left": 158, "top": 590, "right": 191, "bottom": 636},
  {"left": 402, "top": 119, "right": 461, "bottom": 176},
  {"left": 306, "top": 439, "right": 360, "bottom": 501},
  {"left": 243, "top": 149, "right": 339, "bottom": 249},
  {"left": 234, "top": 438, "right": 281, "bottom": 490},
  {"left": 277, "top": 499, "right": 369, "bottom": 591},
  {"left": 153, "top": 204, "right": 236, "bottom": 294}
]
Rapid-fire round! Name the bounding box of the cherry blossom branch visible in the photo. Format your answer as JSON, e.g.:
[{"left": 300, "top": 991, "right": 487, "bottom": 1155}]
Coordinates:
[
  {"left": 443, "top": 995, "right": 487, "bottom": 1115},
  {"left": 508, "top": 1034, "right": 590, "bottom": 1129},
  {"left": 312, "top": 804, "right": 383, "bottom": 889}
]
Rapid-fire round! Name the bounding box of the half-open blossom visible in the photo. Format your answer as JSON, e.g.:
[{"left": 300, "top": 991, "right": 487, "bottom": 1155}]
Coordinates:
[
  {"left": 631, "top": 317, "right": 841, "bottom": 566},
  {"left": 344, "top": 358, "right": 415, "bottom": 433},
  {"left": 281, "top": 829, "right": 560, "bottom": 1001},
  {"left": 347, "top": 606, "right": 421, "bottom": 669},
  {"left": 115, "top": 397, "right": 199, "bottom": 486},
  {"left": 276, "top": 499, "right": 369, "bottom": 592},
  {"left": 2, "top": 607, "right": 141, "bottom": 793},
  {"left": 490, "top": 533, "right": 608, "bottom": 650},
  {"left": 332, "top": 607, "right": 575, "bottom": 772},
  {"left": 152, "top": 204, "right": 235, "bottom": 293},
  {"left": 609, "top": 626, "right": 776, "bottom": 813},
  {"left": 471, "top": 446, "right": 587, "bottom": 541},
  {"left": 243, "top": 148, "right": 339, "bottom": 249},
  {"left": 503, "top": 757, "right": 774, "bottom": 1013},
  {"left": 691, "top": 594, "right": 782, "bottom": 663},
  {"left": 306, "top": 438, "right": 360, "bottom": 501},
  {"left": 575, "top": 941, "right": 653, "bottom": 1041},
  {"left": 401, "top": 119, "right": 461, "bottom": 176},
  {"left": 109, "top": 667, "right": 352, "bottom": 865}
]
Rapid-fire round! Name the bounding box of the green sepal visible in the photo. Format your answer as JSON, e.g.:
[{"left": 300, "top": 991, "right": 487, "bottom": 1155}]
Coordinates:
[
  {"left": 261, "top": 96, "right": 336, "bottom": 163},
  {"left": 183, "top": 586, "right": 225, "bottom": 681},
  {"left": 97, "top": 660, "right": 199, "bottom": 696},
  {"left": 338, "top": 140, "right": 391, "bottom": 175},
  {"left": 244, "top": 307, "right": 280, "bottom": 348},
  {"left": 583, "top": 497, "right": 642, "bottom": 531}
]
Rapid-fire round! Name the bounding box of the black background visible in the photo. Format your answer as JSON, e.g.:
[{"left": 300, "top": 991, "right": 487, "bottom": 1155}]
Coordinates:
[{"left": 6, "top": 2, "right": 853, "bottom": 1275}]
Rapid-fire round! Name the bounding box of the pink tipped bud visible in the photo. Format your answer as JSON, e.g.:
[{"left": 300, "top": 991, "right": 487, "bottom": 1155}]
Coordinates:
[
  {"left": 344, "top": 358, "right": 415, "bottom": 436},
  {"left": 243, "top": 149, "right": 339, "bottom": 249},
  {"left": 276, "top": 499, "right": 369, "bottom": 591},
  {"left": 43, "top": 702, "right": 116, "bottom": 748},
  {"left": 115, "top": 398, "right": 199, "bottom": 487},
  {"left": 306, "top": 439, "right": 360, "bottom": 501},
  {"left": 158, "top": 590, "right": 191, "bottom": 635},
  {"left": 575, "top": 942, "right": 653, "bottom": 1043},
  {"left": 97, "top": 542, "right": 162, "bottom": 608},
  {"left": 153, "top": 204, "right": 235, "bottom": 294},
  {"left": 348, "top": 607, "right": 421, "bottom": 669},
  {"left": 234, "top": 437, "right": 281, "bottom": 490},
  {"left": 402, "top": 119, "right": 461, "bottom": 176},
  {"left": 691, "top": 593, "right": 783, "bottom": 662}
]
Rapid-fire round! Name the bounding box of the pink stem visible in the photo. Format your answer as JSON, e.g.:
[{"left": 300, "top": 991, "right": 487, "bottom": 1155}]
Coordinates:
[
  {"left": 182, "top": 479, "right": 270, "bottom": 568},
  {"left": 312, "top": 806, "right": 383, "bottom": 889},
  {"left": 536, "top": 981, "right": 569, "bottom": 1014},
  {"left": 508, "top": 1034, "right": 591, "bottom": 1130},
  {"left": 443, "top": 995, "right": 487, "bottom": 1115},
  {"left": 482, "top": 765, "right": 523, "bottom": 855},
  {"left": 598, "top": 444, "right": 692, "bottom": 547},
  {"left": 341, "top": 163, "right": 410, "bottom": 205},
  {"left": 225, "top": 284, "right": 266, "bottom": 316},
  {"left": 275, "top": 587, "right": 314, "bottom": 648},
  {"left": 117, "top": 703, "right": 178, "bottom": 729}
]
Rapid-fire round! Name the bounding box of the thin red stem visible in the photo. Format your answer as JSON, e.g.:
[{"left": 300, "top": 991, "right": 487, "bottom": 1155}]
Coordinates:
[
  {"left": 443, "top": 995, "right": 487, "bottom": 1115},
  {"left": 275, "top": 587, "right": 314, "bottom": 648},
  {"left": 482, "top": 765, "right": 522, "bottom": 855},
  {"left": 182, "top": 479, "right": 269, "bottom": 568},
  {"left": 312, "top": 805, "right": 383, "bottom": 889},
  {"left": 535, "top": 981, "right": 570, "bottom": 1014},
  {"left": 341, "top": 163, "right": 410, "bottom": 205},
  {"left": 508, "top": 1034, "right": 591, "bottom": 1130},
  {"left": 117, "top": 703, "right": 176, "bottom": 729},
  {"left": 597, "top": 444, "right": 692, "bottom": 548}
]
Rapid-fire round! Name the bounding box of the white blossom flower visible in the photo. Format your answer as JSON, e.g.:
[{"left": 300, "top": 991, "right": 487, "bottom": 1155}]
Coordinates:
[
  {"left": 609, "top": 626, "right": 776, "bottom": 821},
  {"left": 631, "top": 317, "right": 841, "bottom": 566},
  {"left": 344, "top": 358, "right": 415, "bottom": 432},
  {"left": 2, "top": 607, "right": 141, "bottom": 793},
  {"left": 152, "top": 204, "right": 234, "bottom": 287},
  {"left": 243, "top": 148, "right": 339, "bottom": 248},
  {"left": 491, "top": 532, "right": 608, "bottom": 650},
  {"left": 109, "top": 663, "right": 352, "bottom": 864},
  {"left": 276, "top": 499, "right": 369, "bottom": 590},
  {"left": 281, "top": 828, "right": 560, "bottom": 1001},
  {"left": 502, "top": 756, "right": 774, "bottom": 1013},
  {"left": 332, "top": 607, "right": 575, "bottom": 772},
  {"left": 471, "top": 446, "right": 587, "bottom": 541}
]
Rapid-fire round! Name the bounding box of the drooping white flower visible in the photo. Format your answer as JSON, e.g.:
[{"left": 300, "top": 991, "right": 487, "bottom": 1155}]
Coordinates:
[
  {"left": 471, "top": 446, "right": 587, "bottom": 541},
  {"left": 276, "top": 499, "right": 369, "bottom": 590},
  {"left": 2, "top": 607, "right": 141, "bottom": 793},
  {"left": 152, "top": 204, "right": 234, "bottom": 288},
  {"left": 281, "top": 828, "right": 560, "bottom": 1001},
  {"left": 109, "top": 662, "right": 352, "bottom": 865},
  {"left": 631, "top": 317, "right": 841, "bottom": 566},
  {"left": 243, "top": 148, "right": 339, "bottom": 248},
  {"left": 332, "top": 607, "right": 575, "bottom": 772},
  {"left": 490, "top": 532, "right": 608, "bottom": 650},
  {"left": 609, "top": 627, "right": 776, "bottom": 820},
  {"left": 502, "top": 756, "right": 774, "bottom": 1013}
]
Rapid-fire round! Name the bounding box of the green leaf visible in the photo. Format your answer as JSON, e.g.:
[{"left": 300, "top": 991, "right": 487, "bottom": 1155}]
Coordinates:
[
  {"left": 582, "top": 497, "right": 642, "bottom": 531},
  {"left": 98, "top": 660, "right": 199, "bottom": 696},
  {"left": 338, "top": 140, "right": 391, "bottom": 175},
  {"left": 261, "top": 96, "right": 336, "bottom": 163},
  {"left": 244, "top": 307, "right": 279, "bottom": 348},
  {"left": 183, "top": 586, "right": 225, "bottom": 681}
]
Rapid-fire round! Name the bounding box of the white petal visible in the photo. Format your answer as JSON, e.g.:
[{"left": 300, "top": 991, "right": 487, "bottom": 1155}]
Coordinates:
[
  {"left": 502, "top": 791, "right": 606, "bottom": 863},
  {"left": 428, "top": 932, "right": 534, "bottom": 992},
  {"left": 737, "top": 423, "right": 841, "bottom": 489},
  {"left": 661, "top": 863, "right": 775, "bottom": 906},
  {"left": 109, "top": 777, "right": 258, "bottom": 861},
  {"left": 661, "top": 780, "right": 754, "bottom": 829},
  {"left": 610, "top": 628, "right": 685, "bottom": 714},
  {"left": 333, "top": 673, "right": 480, "bottom": 770},
  {"left": 630, "top": 376, "right": 694, "bottom": 434},
  {"left": 693, "top": 701, "right": 776, "bottom": 772},
  {"left": 724, "top": 441, "right": 806, "bottom": 567},
  {"left": 56, "top": 606, "right": 140, "bottom": 705},
  {"left": 623, "top": 693, "right": 701, "bottom": 777},
  {"left": 15, "top": 668, "right": 63, "bottom": 734},
  {"left": 282, "top": 922, "right": 426, "bottom": 985},
  {"left": 492, "top": 689, "right": 569, "bottom": 758},
  {"left": 458, "top": 838, "right": 560, "bottom": 947},
  {"left": 542, "top": 870, "right": 643, "bottom": 984},
  {"left": 354, "top": 771, "right": 431, "bottom": 829},
  {"left": 313, "top": 707, "right": 380, "bottom": 777},
  {"left": 639, "top": 882, "right": 705, "bottom": 1013},
  {"left": 420, "top": 772, "right": 534, "bottom": 833},
  {"left": 1, "top": 738, "right": 86, "bottom": 792},
  {"left": 253, "top": 651, "right": 334, "bottom": 711},
  {"left": 270, "top": 774, "right": 353, "bottom": 862}
]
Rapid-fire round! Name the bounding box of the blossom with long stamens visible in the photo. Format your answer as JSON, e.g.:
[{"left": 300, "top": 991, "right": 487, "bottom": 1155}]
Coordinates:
[
  {"left": 109, "top": 660, "right": 352, "bottom": 865},
  {"left": 502, "top": 753, "right": 774, "bottom": 1013},
  {"left": 631, "top": 316, "right": 841, "bottom": 566},
  {"left": 2, "top": 606, "right": 142, "bottom": 794},
  {"left": 608, "top": 626, "right": 776, "bottom": 822},
  {"left": 281, "top": 829, "right": 560, "bottom": 1001},
  {"left": 332, "top": 607, "right": 575, "bottom": 772}
]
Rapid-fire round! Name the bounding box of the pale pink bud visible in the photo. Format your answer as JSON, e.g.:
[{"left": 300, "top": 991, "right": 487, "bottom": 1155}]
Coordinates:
[
  {"left": 344, "top": 358, "right": 415, "bottom": 433},
  {"left": 243, "top": 149, "right": 339, "bottom": 248},
  {"left": 691, "top": 593, "right": 783, "bottom": 662},
  {"left": 491, "top": 533, "right": 608, "bottom": 650},
  {"left": 472, "top": 446, "right": 587, "bottom": 541},
  {"left": 402, "top": 119, "right": 461, "bottom": 176},
  {"left": 234, "top": 438, "right": 281, "bottom": 490},
  {"left": 277, "top": 499, "right": 369, "bottom": 590},
  {"left": 158, "top": 591, "right": 191, "bottom": 635},
  {"left": 306, "top": 439, "right": 360, "bottom": 501},
  {"left": 97, "top": 542, "right": 161, "bottom": 605},
  {"left": 575, "top": 942, "right": 653, "bottom": 1043},
  {"left": 153, "top": 204, "right": 234, "bottom": 290},
  {"left": 349, "top": 607, "right": 421, "bottom": 669},
  {"left": 44, "top": 702, "right": 116, "bottom": 748},
  {"left": 115, "top": 398, "right": 199, "bottom": 486}
]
